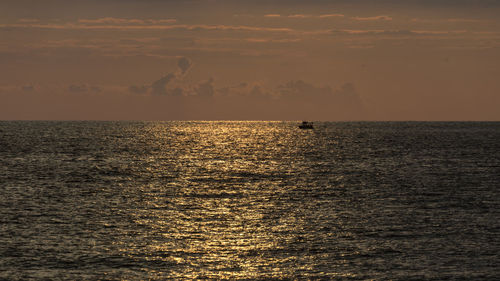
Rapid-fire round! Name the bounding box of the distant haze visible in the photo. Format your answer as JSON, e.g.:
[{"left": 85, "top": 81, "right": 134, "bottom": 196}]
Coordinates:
[{"left": 1, "top": 0, "right": 499, "bottom": 120}]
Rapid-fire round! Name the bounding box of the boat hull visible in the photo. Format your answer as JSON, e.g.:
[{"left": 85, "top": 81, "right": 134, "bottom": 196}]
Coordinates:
[{"left": 298, "top": 125, "right": 314, "bottom": 129}]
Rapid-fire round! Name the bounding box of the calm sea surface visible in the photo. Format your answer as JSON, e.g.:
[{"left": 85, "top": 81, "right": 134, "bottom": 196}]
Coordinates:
[{"left": 0, "top": 121, "right": 499, "bottom": 280}]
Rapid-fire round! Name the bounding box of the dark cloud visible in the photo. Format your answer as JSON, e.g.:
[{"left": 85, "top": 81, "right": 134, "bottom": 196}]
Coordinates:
[
  {"left": 125, "top": 56, "right": 363, "bottom": 119},
  {"left": 177, "top": 57, "right": 192, "bottom": 75},
  {"left": 130, "top": 57, "right": 193, "bottom": 96},
  {"left": 151, "top": 73, "right": 176, "bottom": 96}
]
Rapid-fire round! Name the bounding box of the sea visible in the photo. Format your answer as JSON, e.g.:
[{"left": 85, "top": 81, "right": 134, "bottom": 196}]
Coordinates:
[{"left": 0, "top": 121, "right": 499, "bottom": 280}]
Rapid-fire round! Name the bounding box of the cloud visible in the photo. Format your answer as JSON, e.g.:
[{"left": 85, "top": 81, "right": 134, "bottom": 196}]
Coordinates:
[
  {"left": 132, "top": 67, "right": 363, "bottom": 110},
  {"left": 245, "top": 38, "right": 301, "bottom": 43},
  {"left": 125, "top": 73, "right": 366, "bottom": 119},
  {"left": 411, "top": 18, "right": 490, "bottom": 23},
  {"left": 130, "top": 57, "right": 194, "bottom": 95},
  {"left": 248, "top": 85, "right": 270, "bottom": 99},
  {"left": 217, "top": 82, "right": 271, "bottom": 99},
  {"left": 0, "top": 22, "right": 294, "bottom": 33},
  {"left": 352, "top": 15, "right": 393, "bottom": 21},
  {"left": 195, "top": 78, "right": 215, "bottom": 98},
  {"left": 329, "top": 29, "right": 467, "bottom": 37},
  {"left": 218, "top": 82, "right": 248, "bottom": 97},
  {"left": 79, "top": 18, "right": 143, "bottom": 24},
  {"left": 288, "top": 14, "right": 312, "bottom": 18},
  {"left": 214, "top": 80, "right": 365, "bottom": 120},
  {"left": 78, "top": 18, "right": 177, "bottom": 25},
  {"left": 264, "top": 13, "right": 344, "bottom": 19},
  {"left": 151, "top": 73, "right": 176, "bottom": 96},
  {"left": 177, "top": 57, "right": 192, "bottom": 75},
  {"left": 319, "top": 14, "right": 345, "bottom": 18},
  {"left": 336, "top": 29, "right": 412, "bottom": 35}
]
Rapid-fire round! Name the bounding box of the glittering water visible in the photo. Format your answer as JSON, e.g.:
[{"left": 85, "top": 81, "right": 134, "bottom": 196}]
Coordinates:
[{"left": 0, "top": 121, "right": 499, "bottom": 280}]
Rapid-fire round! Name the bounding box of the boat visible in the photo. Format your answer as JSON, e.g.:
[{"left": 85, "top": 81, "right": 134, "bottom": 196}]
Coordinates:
[{"left": 298, "top": 121, "right": 314, "bottom": 129}]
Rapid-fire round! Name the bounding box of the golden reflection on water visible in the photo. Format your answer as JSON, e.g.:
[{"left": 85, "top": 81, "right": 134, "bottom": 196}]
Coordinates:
[
  {"left": 118, "top": 122, "right": 336, "bottom": 279},
  {"left": 116, "top": 122, "right": 355, "bottom": 279}
]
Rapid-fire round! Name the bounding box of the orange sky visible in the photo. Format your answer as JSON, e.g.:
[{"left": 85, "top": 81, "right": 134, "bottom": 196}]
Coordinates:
[{"left": 1, "top": 0, "right": 499, "bottom": 120}]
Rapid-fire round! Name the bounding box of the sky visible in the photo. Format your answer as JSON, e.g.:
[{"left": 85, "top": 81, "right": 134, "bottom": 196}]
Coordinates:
[{"left": 1, "top": 0, "right": 499, "bottom": 120}]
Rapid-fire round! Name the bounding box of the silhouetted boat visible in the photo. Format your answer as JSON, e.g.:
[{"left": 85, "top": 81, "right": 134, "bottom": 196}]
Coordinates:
[{"left": 299, "top": 121, "right": 314, "bottom": 129}]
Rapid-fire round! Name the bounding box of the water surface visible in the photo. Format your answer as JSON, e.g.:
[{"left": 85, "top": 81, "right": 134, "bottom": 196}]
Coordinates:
[{"left": 0, "top": 121, "right": 499, "bottom": 280}]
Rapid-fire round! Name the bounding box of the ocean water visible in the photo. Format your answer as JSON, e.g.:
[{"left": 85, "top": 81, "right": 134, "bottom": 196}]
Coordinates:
[{"left": 0, "top": 121, "right": 499, "bottom": 280}]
